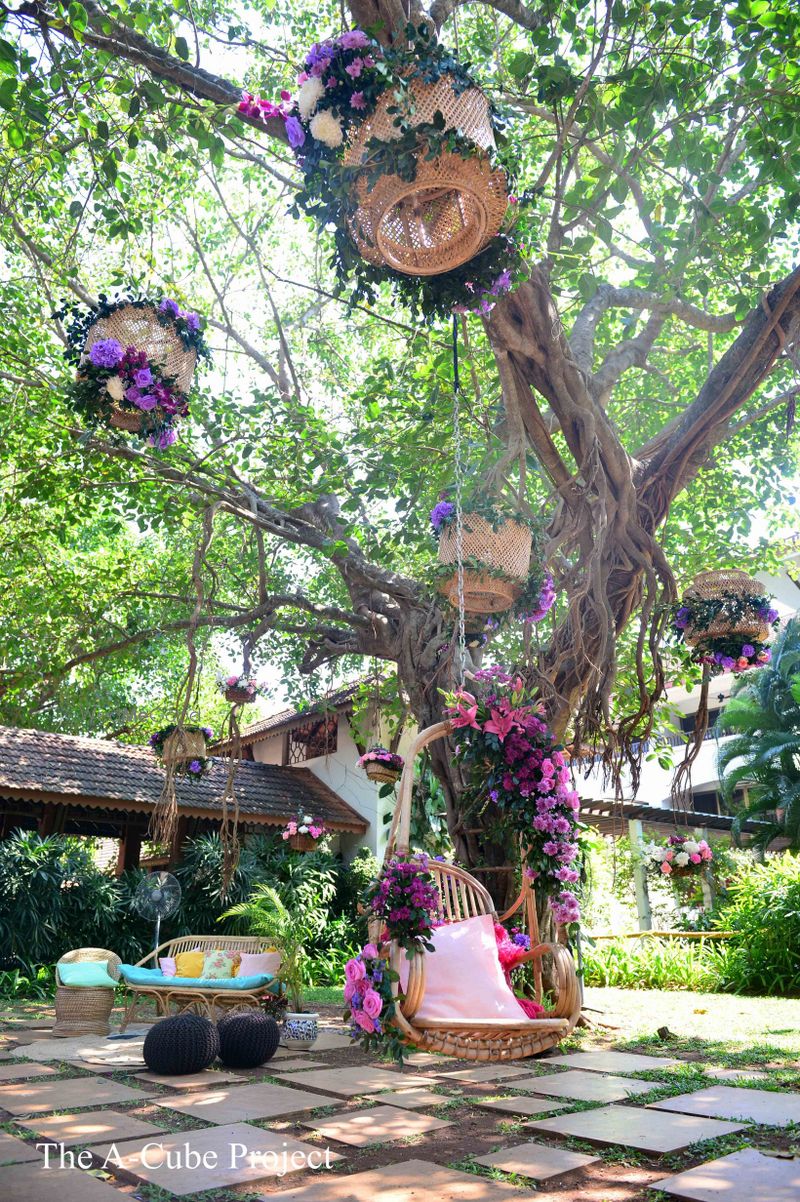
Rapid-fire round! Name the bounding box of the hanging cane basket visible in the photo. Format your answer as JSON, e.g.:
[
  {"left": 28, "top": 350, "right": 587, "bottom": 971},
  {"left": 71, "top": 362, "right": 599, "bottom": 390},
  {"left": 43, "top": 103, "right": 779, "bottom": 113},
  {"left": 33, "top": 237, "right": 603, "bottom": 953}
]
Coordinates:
[
  {"left": 288, "top": 833, "right": 318, "bottom": 852},
  {"left": 343, "top": 76, "right": 508, "bottom": 277},
  {"left": 162, "top": 729, "right": 207, "bottom": 768},
  {"left": 109, "top": 403, "right": 167, "bottom": 433},
  {"left": 83, "top": 303, "right": 197, "bottom": 394},
  {"left": 365, "top": 761, "right": 401, "bottom": 786},
  {"left": 225, "top": 686, "right": 256, "bottom": 705},
  {"left": 683, "top": 569, "right": 769, "bottom": 646},
  {"left": 438, "top": 513, "right": 532, "bottom": 614}
]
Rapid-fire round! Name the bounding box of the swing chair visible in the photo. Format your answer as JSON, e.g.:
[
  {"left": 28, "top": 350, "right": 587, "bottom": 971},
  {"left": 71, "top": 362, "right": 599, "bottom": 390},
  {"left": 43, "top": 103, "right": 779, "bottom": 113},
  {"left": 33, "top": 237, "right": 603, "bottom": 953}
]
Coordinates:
[{"left": 378, "top": 721, "right": 582, "bottom": 1061}]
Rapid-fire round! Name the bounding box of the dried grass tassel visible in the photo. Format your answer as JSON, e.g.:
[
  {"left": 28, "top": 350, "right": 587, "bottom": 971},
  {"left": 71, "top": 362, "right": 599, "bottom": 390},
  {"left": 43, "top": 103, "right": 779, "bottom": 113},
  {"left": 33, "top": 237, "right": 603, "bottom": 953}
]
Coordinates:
[{"left": 671, "top": 662, "right": 711, "bottom": 811}]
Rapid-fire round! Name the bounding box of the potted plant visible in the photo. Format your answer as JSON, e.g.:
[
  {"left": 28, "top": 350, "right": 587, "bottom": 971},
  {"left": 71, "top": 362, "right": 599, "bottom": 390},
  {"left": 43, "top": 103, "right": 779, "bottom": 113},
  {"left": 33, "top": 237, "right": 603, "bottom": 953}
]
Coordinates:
[
  {"left": 220, "top": 884, "right": 319, "bottom": 1049},
  {"left": 217, "top": 672, "right": 261, "bottom": 705},
  {"left": 674, "top": 570, "right": 779, "bottom": 674},
  {"left": 357, "top": 746, "right": 404, "bottom": 786},
  {"left": 641, "top": 833, "right": 714, "bottom": 879},
  {"left": 149, "top": 724, "right": 214, "bottom": 779},
  {"left": 281, "top": 813, "right": 327, "bottom": 852}
]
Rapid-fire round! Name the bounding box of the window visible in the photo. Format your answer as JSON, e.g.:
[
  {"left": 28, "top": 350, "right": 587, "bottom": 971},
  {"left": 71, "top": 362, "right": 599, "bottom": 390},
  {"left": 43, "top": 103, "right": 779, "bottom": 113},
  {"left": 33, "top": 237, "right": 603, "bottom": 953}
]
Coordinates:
[{"left": 284, "top": 715, "right": 338, "bottom": 764}]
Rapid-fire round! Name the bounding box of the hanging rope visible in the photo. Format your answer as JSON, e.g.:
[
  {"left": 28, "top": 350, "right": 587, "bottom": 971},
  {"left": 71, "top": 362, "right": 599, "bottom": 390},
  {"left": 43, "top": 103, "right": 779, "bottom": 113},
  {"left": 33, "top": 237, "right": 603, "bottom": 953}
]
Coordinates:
[
  {"left": 671, "top": 662, "right": 711, "bottom": 816},
  {"left": 452, "top": 314, "right": 467, "bottom": 687}
]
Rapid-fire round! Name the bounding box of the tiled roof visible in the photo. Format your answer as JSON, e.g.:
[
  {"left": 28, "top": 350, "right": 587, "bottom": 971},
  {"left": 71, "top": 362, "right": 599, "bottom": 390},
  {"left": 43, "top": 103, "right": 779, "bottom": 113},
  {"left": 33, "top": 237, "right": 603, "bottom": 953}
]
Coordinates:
[{"left": 0, "top": 725, "right": 367, "bottom": 831}]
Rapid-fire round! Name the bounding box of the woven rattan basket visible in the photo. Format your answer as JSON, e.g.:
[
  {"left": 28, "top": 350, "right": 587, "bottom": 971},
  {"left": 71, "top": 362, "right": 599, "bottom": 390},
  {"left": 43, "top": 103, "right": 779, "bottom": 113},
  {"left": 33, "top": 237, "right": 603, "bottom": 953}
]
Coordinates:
[
  {"left": 288, "top": 833, "right": 318, "bottom": 852},
  {"left": 162, "top": 728, "right": 207, "bottom": 767},
  {"left": 344, "top": 75, "right": 507, "bottom": 276},
  {"left": 109, "top": 403, "right": 166, "bottom": 433},
  {"left": 683, "top": 569, "right": 768, "bottom": 646},
  {"left": 225, "top": 686, "right": 256, "bottom": 704},
  {"left": 365, "top": 761, "right": 401, "bottom": 785},
  {"left": 83, "top": 303, "right": 197, "bottom": 394},
  {"left": 54, "top": 947, "right": 121, "bottom": 1037},
  {"left": 438, "top": 513, "right": 532, "bottom": 614}
]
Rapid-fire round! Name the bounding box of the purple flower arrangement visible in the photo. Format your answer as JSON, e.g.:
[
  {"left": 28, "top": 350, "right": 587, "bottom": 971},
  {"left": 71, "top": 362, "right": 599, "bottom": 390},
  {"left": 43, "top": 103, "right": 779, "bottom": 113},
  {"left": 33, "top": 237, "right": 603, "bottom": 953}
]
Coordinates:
[
  {"left": 362, "top": 854, "right": 442, "bottom": 956},
  {"left": 673, "top": 590, "right": 779, "bottom": 675},
  {"left": 343, "top": 942, "right": 405, "bottom": 1060},
  {"left": 60, "top": 296, "right": 209, "bottom": 446},
  {"left": 357, "top": 746, "right": 404, "bottom": 773},
  {"left": 148, "top": 724, "right": 213, "bottom": 780},
  {"left": 443, "top": 670, "right": 581, "bottom": 928},
  {"left": 430, "top": 499, "right": 456, "bottom": 536}
]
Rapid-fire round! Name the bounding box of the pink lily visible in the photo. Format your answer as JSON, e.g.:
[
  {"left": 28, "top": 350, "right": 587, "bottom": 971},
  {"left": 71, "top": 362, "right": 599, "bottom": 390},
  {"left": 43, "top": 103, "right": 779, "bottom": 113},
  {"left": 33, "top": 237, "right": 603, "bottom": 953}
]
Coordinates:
[{"left": 484, "top": 708, "right": 515, "bottom": 742}]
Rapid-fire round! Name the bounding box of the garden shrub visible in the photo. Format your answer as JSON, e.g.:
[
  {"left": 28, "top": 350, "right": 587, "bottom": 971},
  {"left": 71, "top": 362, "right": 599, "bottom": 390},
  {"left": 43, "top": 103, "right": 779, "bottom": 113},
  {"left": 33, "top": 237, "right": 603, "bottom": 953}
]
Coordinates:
[
  {"left": 712, "top": 854, "right": 800, "bottom": 996},
  {"left": 582, "top": 937, "right": 726, "bottom": 992}
]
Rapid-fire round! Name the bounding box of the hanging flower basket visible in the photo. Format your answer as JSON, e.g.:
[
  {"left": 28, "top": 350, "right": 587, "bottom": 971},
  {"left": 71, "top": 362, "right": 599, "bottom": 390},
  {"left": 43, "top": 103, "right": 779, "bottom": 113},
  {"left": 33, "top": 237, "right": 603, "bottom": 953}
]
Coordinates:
[
  {"left": 358, "top": 746, "right": 404, "bottom": 785},
  {"left": 57, "top": 296, "right": 210, "bottom": 446},
  {"left": 149, "top": 724, "right": 214, "bottom": 780},
  {"left": 642, "top": 834, "right": 713, "bottom": 880},
  {"left": 282, "top": 814, "right": 327, "bottom": 851},
  {"left": 673, "top": 569, "right": 779, "bottom": 674},
  {"left": 437, "top": 512, "right": 532, "bottom": 614},
  {"left": 343, "top": 75, "right": 508, "bottom": 278},
  {"left": 218, "top": 674, "right": 261, "bottom": 705}
]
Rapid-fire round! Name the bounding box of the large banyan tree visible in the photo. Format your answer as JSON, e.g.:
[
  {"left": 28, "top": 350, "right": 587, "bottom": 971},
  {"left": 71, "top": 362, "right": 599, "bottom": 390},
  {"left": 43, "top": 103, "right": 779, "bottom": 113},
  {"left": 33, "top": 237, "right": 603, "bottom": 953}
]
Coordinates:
[{"left": 1, "top": 0, "right": 799, "bottom": 899}]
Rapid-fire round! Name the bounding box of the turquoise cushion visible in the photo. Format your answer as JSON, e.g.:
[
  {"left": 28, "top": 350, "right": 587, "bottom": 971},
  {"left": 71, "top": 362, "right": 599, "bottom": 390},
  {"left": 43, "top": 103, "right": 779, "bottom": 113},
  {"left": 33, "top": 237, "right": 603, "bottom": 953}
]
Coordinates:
[
  {"left": 119, "top": 964, "right": 276, "bottom": 991},
  {"left": 59, "top": 960, "right": 116, "bottom": 988}
]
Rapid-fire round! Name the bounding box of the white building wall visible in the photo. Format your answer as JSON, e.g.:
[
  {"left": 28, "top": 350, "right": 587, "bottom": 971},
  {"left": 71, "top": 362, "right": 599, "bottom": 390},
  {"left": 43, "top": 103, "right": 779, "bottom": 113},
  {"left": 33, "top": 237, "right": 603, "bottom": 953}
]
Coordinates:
[{"left": 250, "top": 714, "right": 386, "bottom": 857}]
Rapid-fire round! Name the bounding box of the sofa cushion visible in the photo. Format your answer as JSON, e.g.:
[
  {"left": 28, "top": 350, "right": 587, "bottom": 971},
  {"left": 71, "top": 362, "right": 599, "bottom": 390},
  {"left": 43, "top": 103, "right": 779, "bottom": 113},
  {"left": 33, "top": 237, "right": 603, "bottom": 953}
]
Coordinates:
[
  {"left": 119, "top": 964, "right": 276, "bottom": 991},
  {"left": 58, "top": 960, "right": 116, "bottom": 988},
  {"left": 174, "top": 951, "right": 205, "bottom": 978}
]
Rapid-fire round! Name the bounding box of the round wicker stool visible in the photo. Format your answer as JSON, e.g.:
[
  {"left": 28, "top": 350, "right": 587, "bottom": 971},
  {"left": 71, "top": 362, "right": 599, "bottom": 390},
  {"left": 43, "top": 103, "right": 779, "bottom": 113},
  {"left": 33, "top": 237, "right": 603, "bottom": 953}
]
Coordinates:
[
  {"left": 217, "top": 1010, "right": 281, "bottom": 1069},
  {"left": 143, "top": 1013, "right": 220, "bottom": 1075},
  {"left": 53, "top": 947, "right": 121, "bottom": 1037}
]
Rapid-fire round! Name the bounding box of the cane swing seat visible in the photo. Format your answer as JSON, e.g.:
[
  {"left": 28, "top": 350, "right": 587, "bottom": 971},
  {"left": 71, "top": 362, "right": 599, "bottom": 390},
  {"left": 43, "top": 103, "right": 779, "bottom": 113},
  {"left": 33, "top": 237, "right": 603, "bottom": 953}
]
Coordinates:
[{"left": 378, "top": 722, "right": 582, "bottom": 1060}]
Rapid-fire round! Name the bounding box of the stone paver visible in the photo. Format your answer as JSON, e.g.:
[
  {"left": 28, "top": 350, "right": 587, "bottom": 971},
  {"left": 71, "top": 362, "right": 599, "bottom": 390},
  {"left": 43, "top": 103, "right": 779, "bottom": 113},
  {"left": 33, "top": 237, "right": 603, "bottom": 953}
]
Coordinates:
[
  {"left": 0, "top": 1129, "right": 43, "bottom": 1165},
  {"left": 265, "top": 1058, "right": 329, "bottom": 1071},
  {"left": 155, "top": 1080, "right": 337, "bottom": 1122},
  {"left": 378, "top": 1052, "right": 454, "bottom": 1069},
  {"left": 0, "top": 1075, "right": 155, "bottom": 1116},
  {"left": 2, "top": 1161, "right": 135, "bottom": 1201},
  {"left": 704, "top": 1066, "right": 769, "bottom": 1082},
  {"left": 273, "top": 1065, "right": 438, "bottom": 1097},
  {"left": 259, "top": 1156, "right": 537, "bottom": 1200},
  {"left": 526, "top": 1104, "right": 745, "bottom": 1152},
  {"left": 475, "top": 1140, "right": 599, "bottom": 1180},
  {"left": 88, "top": 1121, "right": 341, "bottom": 1196},
  {"left": 0, "top": 1062, "right": 58, "bottom": 1081},
  {"left": 298, "top": 1030, "right": 351, "bottom": 1052},
  {"left": 375, "top": 1086, "right": 456, "bottom": 1109},
  {"left": 135, "top": 1068, "right": 245, "bottom": 1088},
  {"left": 654, "top": 1147, "right": 800, "bottom": 1201},
  {"left": 472, "top": 1095, "right": 570, "bottom": 1117},
  {"left": 545, "top": 1050, "right": 680, "bottom": 1075},
  {"left": 438, "top": 1064, "right": 534, "bottom": 1084},
  {"left": 513, "top": 1068, "right": 656, "bottom": 1103},
  {"left": 649, "top": 1084, "right": 800, "bottom": 1127},
  {"left": 20, "top": 1108, "right": 167, "bottom": 1147},
  {"left": 302, "top": 1103, "right": 452, "bottom": 1147}
]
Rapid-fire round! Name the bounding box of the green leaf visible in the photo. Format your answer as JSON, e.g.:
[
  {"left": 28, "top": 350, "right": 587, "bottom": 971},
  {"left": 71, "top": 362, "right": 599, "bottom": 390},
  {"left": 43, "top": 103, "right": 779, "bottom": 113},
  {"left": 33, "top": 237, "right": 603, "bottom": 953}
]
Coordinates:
[{"left": 174, "top": 36, "right": 190, "bottom": 61}]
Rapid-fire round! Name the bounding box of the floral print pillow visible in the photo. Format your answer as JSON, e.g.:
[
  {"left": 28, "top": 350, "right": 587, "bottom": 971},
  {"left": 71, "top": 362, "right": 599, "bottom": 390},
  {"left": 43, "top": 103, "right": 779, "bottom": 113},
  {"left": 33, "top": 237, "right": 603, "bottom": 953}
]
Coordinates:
[{"left": 202, "top": 950, "right": 239, "bottom": 980}]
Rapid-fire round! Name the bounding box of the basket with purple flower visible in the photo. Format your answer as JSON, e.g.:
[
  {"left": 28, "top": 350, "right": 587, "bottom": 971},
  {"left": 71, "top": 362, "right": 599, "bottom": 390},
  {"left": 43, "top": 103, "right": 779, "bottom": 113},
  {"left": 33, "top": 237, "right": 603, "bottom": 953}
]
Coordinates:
[
  {"left": 673, "top": 570, "right": 779, "bottom": 675},
  {"left": 357, "top": 746, "right": 404, "bottom": 786},
  {"left": 149, "top": 724, "right": 214, "bottom": 779},
  {"left": 58, "top": 295, "right": 209, "bottom": 445}
]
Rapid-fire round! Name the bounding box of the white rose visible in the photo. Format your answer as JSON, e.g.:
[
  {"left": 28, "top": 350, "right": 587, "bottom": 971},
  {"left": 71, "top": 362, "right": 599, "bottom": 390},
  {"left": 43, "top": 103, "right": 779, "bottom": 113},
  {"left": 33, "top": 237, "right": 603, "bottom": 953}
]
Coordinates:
[
  {"left": 297, "top": 77, "right": 325, "bottom": 120},
  {"left": 302, "top": 814, "right": 313, "bottom": 824},
  {"left": 106, "top": 375, "right": 125, "bottom": 401},
  {"left": 310, "top": 110, "right": 343, "bottom": 148},
  {"left": 674, "top": 851, "right": 690, "bottom": 867},
  {"left": 298, "top": 825, "right": 309, "bottom": 835},
  {"left": 682, "top": 840, "right": 700, "bottom": 855}
]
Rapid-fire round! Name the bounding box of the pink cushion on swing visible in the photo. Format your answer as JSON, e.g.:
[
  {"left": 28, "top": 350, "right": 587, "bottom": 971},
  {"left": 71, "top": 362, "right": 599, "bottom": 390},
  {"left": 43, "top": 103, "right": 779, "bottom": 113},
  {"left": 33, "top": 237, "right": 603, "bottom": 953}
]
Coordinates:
[{"left": 400, "top": 912, "right": 533, "bottom": 1022}]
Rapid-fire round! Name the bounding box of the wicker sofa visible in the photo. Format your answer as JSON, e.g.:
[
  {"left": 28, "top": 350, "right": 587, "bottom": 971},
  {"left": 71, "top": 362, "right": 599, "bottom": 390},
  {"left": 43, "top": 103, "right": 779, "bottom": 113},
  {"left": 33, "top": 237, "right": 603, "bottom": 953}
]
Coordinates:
[{"left": 119, "top": 936, "right": 281, "bottom": 1030}]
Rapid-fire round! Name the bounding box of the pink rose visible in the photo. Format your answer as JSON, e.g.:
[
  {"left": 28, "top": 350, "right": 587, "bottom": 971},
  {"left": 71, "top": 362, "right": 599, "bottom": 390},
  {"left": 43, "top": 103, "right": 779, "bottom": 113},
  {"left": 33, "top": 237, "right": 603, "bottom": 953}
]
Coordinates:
[
  {"left": 343, "top": 979, "right": 356, "bottom": 1001},
  {"left": 661, "top": 862, "right": 672, "bottom": 875},
  {"left": 362, "top": 943, "right": 378, "bottom": 959},
  {"left": 344, "top": 958, "right": 366, "bottom": 984},
  {"left": 690, "top": 853, "right": 702, "bottom": 864},
  {"left": 361, "top": 988, "right": 382, "bottom": 1020},
  {"left": 353, "top": 1010, "right": 375, "bottom": 1033},
  {"left": 226, "top": 675, "right": 239, "bottom": 686}
]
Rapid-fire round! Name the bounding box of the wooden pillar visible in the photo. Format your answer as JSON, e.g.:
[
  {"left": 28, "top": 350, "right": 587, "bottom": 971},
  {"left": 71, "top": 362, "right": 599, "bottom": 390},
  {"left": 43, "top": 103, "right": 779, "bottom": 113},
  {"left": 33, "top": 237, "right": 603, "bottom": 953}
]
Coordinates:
[
  {"left": 628, "top": 818, "right": 652, "bottom": 931},
  {"left": 116, "top": 824, "right": 143, "bottom": 874},
  {"left": 38, "top": 803, "right": 59, "bottom": 836},
  {"left": 169, "top": 815, "right": 190, "bottom": 866}
]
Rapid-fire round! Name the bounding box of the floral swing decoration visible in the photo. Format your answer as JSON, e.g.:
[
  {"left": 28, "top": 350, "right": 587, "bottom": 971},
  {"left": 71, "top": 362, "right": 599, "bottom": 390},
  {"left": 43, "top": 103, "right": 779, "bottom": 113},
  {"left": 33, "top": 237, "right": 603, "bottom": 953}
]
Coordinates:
[
  {"left": 57, "top": 295, "right": 210, "bottom": 447},
  {"left": 238, "top": 26, "right": 531, "bottom": 318},
  {"left": 673, "top": 569, "right": 779, "bottom": 675}
]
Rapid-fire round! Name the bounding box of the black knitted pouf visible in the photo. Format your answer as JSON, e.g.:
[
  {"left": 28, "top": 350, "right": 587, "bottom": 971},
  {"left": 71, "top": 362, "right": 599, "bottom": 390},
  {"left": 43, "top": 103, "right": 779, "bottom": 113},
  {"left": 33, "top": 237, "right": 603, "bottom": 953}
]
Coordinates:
[
  {"left": 217, "top": 1010, "right": 280, "bottom": 1069},
  {"left": 143, "top": 1013, "right": 220, "bottom": 1075}
]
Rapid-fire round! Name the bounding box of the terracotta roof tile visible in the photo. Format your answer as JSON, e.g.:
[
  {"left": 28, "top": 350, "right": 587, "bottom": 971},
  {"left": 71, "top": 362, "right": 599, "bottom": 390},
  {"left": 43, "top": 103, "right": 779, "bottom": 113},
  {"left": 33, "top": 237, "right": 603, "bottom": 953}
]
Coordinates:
[{"left": 0, "top": 726, "right": 367, "bottom": 832}]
